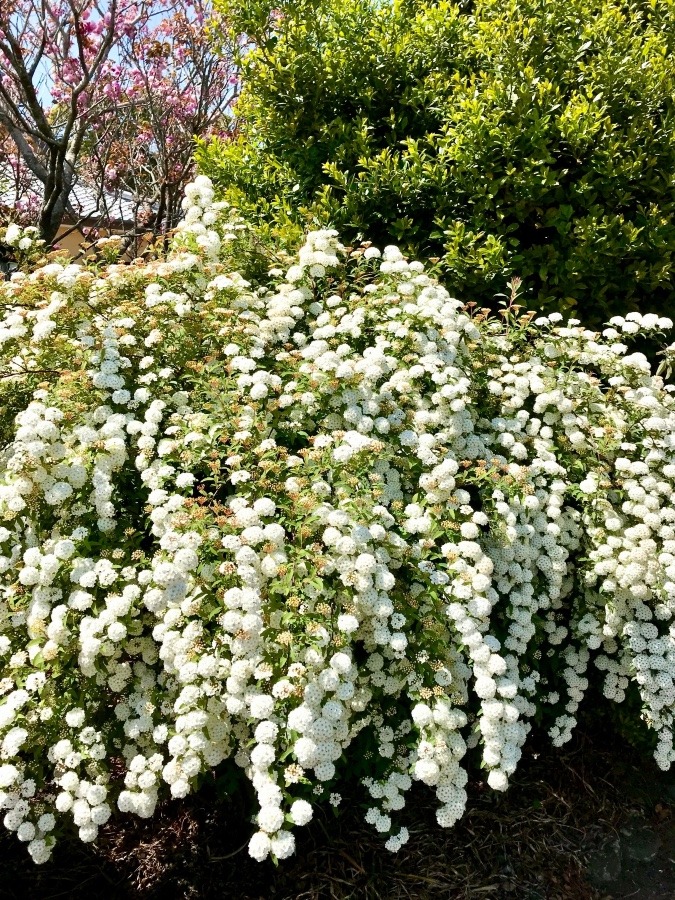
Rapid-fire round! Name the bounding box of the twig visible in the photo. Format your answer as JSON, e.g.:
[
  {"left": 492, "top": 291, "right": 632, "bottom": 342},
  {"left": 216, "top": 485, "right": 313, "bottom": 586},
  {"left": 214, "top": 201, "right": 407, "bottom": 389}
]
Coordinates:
[
  {"left": 208, "top": 838, "right": 249, "bottom": 861},
  {"left": 337, "top": 849, "right": 365, "bottom": 875},
  {"left": 0, "top": 368, "right": 62, "bottom": 379}
]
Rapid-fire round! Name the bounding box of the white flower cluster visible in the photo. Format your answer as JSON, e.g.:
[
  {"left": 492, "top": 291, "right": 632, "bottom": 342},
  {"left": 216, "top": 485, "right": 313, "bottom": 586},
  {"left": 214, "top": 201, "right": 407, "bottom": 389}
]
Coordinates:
[
  {"left": 1, "top": 223, "right": 43, "bottom": 254},
  {"left": 1, "top": 176, "right": 675, "bottom": 865}
]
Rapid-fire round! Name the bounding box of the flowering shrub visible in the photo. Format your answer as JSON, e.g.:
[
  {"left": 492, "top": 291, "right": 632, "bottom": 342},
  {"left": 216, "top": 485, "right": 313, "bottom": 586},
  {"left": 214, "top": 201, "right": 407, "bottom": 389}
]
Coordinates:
[
  {"left": 2, "top": 175, "right": 675, "bottom": 865},
  {"left": 1, "top": 223, "right": 46, "bottom": 272}
]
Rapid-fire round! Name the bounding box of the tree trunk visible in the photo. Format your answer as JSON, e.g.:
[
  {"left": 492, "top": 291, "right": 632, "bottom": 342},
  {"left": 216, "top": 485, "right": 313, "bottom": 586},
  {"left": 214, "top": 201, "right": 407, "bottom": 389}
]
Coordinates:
[
  {"left": 38, "top": 189, "right": 70, "bottom": 246},
  {"left": 38, "top": 154, "right": 75, "bottom": 247}
]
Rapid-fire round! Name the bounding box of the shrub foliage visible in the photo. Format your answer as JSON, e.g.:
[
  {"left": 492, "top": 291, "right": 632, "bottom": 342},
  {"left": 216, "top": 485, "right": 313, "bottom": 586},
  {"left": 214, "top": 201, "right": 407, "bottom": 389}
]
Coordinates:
[
  {"left": 2, "top": 178, "right": 675, "bottom": 863},
  {"left": 200, "top": 0, "right": 675, "bottom": 324}
]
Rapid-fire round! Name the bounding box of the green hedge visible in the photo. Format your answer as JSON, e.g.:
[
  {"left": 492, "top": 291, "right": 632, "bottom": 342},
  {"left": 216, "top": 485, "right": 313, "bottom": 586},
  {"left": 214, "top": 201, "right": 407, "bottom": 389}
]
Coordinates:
[{"left": 200, "top": 0, "right": 675, "bottom": 324}]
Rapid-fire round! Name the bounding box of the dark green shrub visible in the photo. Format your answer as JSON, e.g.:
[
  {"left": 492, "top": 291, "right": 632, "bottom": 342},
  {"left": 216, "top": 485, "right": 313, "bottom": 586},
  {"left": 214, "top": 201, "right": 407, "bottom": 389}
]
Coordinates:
[{"left": 200, "top": 0, "right": 675, "bottom": 324}]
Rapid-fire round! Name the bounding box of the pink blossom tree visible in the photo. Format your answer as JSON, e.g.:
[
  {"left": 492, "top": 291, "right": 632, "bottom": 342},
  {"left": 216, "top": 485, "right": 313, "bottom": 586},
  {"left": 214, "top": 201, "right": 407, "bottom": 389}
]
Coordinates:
[
  {"left": 83, "top": 0, "right": 238, "bottom": 251},
  {"left": 0, "top": 0, "right": 235, "bottom": 248}
]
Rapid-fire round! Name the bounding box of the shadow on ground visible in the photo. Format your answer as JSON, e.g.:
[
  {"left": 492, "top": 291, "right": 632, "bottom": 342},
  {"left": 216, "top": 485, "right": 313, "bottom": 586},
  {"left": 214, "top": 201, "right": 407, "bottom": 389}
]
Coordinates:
[{"left": 1, "top": 724, "right": 675, "bottom": 900}]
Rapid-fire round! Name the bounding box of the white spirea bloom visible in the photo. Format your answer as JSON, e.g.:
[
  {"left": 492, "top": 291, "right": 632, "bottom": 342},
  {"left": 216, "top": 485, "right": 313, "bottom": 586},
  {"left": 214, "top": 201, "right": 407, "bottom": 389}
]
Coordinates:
[{"left": 1, "top": 175, "right": 675, "bottom": 865}]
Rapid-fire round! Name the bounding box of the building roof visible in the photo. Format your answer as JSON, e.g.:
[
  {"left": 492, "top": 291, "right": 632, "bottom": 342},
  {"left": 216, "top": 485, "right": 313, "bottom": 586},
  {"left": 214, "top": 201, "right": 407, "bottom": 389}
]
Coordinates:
[{"left": 0, "top": 164, "right": 143, "bottom": 225}]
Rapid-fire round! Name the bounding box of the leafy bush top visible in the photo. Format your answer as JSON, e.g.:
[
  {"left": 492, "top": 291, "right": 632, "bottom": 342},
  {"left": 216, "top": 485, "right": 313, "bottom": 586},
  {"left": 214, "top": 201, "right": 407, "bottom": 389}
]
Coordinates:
[
  {"left": 200, "top": 0, "right": 675, "bottom": 324},
  {"left": 2, "top": 177, "right": 675, "bottom": 864}
]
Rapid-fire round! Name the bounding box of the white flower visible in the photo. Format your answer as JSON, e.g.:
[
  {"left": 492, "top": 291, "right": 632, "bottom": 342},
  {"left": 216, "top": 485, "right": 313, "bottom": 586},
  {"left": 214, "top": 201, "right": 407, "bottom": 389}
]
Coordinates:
[
  {"left": 271, "top": 830, "right": 296, "bottom": 859},
  {"left": 249, "top": 831, "right": 272, "bottom": 861},
  {"left": 257, "top": 805, "right": 284, "bottom": 833},
  {"left": 289, "top": 799, "right": 313, "bottom": 826},
  {"left": 337, "top": 614, "right": 359, "bottom": 634},
  {"left": 487, "top": 770, "right": 509, "bottom": 791},
  {"left": 411, "top": 704, "right": 433, "bottom": 727},
  {"left": 4, "top": 224, "right": 22, "bottom": 246},
  {"left": 65, "top": 708, "right": 86, "bottom": 728}
]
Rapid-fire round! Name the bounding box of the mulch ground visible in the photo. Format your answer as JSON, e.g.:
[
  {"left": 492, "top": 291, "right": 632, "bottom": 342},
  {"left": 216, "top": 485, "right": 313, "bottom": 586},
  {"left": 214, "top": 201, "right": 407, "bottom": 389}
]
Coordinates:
[{"left": 2, "top": 722, "right": 674, "bottom": 900}]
